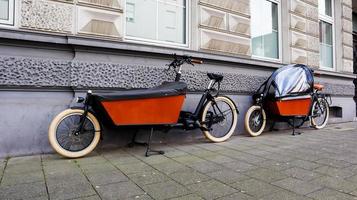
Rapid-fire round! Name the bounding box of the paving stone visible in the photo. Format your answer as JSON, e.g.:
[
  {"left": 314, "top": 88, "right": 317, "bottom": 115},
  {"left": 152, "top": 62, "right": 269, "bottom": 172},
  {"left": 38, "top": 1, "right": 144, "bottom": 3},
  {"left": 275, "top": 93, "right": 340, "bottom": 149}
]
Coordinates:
[
  {"left": 6, "top": 155, "right": 41, "bottom": 166},
  {"left": 309, "top": 175, "right": 357, "bottom": 193},
  {"left": 0, "top": 181, "right": 47, "bottom": 199},
  {"left": 75, "top": 154, "right": 106, "bottom": 165},
  {"left": 79, "top": 162, "right": 117, "bottom": 174},
  {"left": 315, "top": 158, "right": 352, "bottom": 168},
  {"left": 142, "top": 180, "right": 190, "bottom": 200},
  {"left": 307, "top": 188, "right": 357, "bottom": 200},
  {"left": 152, "top": 161, "right": 192, "bottom": 174},
  {"left": 72, "top": 195, "right": 102, "bottom": 200},
  {"left": 259, "top": 190, "right": 312, "bottom": 200},
  {"left": 162, "top": 149, "right": 189, "bottom": 158},
  {"left": 172, "top": 155, "right": 205, "bottom": 164},
  {"left": 27, "top": 196, "right": 49, "bottom": 200},
  {"left": 186, "top": 160, "right": 223, "bottom": 174},
  {"left": 106, "top": 155, "right": 142, "bottom": 166},
  {"left": 46, "top": 172, "right": 88, "bottom": 186},
  {"left": 44, "top": 163, "right": 82, "bottom": 179},
  {"left": 4, "top": 163, "right": 42, "bottom": 174},
  {"left": 138, "top": 155, "right": 172, "bottom": 165},
  {"left": 289, "top": 160, "right": 321, "bottom": 170},
  {"left": 203, "top": 154, "right": 236, "bottom": 164},
  {"left": 230, "top": 178, "right": 281, "bottom": 198},
  {"left": 117, "top": 162, "right": 155, "bottom": 175},
  {"left": 221, "top": 160, "right": 258, "bottom": 172},
  {"left": 207, "top": 169, "right": 250, "bottom": 184},
  {"left": 125, "top": 194, "right": 153, "bottom": 200},
  {"left": 272, "top": 177, "right": 323, "bottom": 195},
  {"left": 47, "top": 178, "right": 96, "bottom": 200},
  {"left": 169, "top": 193, "right": 204, "bottom": 200},
  {"left": 86, "top": 170, "right": 129, "bottom": 186},
  {"left": 188, "top": 179, "right": 237, "bottom": 200},
  {"left": 244, "top": 168, "right": 288, "bottom": 183},
  {"left": 256, "top": 160, "right": 293, "bottom": 171},
  {"left": 314, "top": 166, "right": 355, "bottom": 179},
  {"left": 128, "top": 170, "right": 169, "bottom": 186},
  {"left": 215, "top": 192, "right": 255, "bottom": 200},
  {"left": 1, "top": 170, "right": 44, "bottom": 186},
  {"left": 96, "top": 181, "right": 145, "bottom": 200},
  {"left": 168, "top": 170, "right": 211, "bottom": 185},
  {"left": 282, "top": 167, "right": 322, "bottom": 181}
]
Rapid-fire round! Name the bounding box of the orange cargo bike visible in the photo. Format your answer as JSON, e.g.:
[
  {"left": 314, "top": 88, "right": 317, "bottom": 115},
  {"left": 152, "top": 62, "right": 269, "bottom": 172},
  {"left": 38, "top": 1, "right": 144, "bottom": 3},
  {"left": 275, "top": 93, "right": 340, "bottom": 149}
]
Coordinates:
[
  {"left": 48, "top": 55, "right": 238, "bottom": 158},
  {"left": 244, "top": 64, "right": 330, "bottom": 136}
]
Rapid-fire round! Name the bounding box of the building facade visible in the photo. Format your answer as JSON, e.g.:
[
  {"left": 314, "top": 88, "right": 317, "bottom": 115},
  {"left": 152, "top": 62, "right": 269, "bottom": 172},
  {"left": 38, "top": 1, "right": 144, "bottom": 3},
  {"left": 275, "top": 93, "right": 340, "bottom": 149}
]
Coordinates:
[{"left": 0, "top": 0, "right": 356, "bottom": 157}]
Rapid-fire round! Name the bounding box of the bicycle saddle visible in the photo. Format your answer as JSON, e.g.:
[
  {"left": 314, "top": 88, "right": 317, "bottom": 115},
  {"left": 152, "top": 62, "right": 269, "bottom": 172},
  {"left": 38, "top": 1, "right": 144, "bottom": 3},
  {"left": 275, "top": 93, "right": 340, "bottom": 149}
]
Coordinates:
[{"left": 207, "top": 73, "right": 223, "bottom": 82}]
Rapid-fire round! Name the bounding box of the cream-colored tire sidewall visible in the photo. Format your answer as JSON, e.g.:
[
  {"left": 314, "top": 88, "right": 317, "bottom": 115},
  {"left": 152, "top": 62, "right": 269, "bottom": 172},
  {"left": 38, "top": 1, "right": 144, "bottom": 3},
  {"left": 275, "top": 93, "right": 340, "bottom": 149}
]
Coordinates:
[
  {"left": 244, "top": 106, "right": 266, "bottom": 137},
  {"left": 48, "top": 109, "right": 101, "bottom": 158},
  {"left": 201, "top": 96, "right": 238, "bottom": 142},
  {"left": 311, "top": 99, "right": 329, "bottom": 129}
]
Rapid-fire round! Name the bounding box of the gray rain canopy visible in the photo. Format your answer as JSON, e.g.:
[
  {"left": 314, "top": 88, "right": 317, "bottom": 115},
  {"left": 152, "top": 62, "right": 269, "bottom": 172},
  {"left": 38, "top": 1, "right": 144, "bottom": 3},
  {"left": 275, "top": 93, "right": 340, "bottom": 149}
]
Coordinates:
[{"left": 258, "top": 64, "right": 314, "bottom": 98}]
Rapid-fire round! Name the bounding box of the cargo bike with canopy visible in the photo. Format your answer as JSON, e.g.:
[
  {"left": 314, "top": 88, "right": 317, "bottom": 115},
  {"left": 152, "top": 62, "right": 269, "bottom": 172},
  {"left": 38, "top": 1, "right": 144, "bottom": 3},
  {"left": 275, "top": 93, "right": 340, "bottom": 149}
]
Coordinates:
[
  {"left": 48, "top": 55, "right": 238, "bottom": 158},
  {"left": 244, "top": 64, "right": 330, "bottom": 136}
]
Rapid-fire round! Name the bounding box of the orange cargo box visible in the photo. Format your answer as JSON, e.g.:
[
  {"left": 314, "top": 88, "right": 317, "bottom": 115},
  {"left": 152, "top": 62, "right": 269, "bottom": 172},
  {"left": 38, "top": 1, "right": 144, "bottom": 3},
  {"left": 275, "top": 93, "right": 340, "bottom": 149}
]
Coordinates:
[
  {"left": 267, "top": 95, "right": 312, "bottom": 116},
  {"left": 101, "top": 95, "right": 185, "bottom": 126}
]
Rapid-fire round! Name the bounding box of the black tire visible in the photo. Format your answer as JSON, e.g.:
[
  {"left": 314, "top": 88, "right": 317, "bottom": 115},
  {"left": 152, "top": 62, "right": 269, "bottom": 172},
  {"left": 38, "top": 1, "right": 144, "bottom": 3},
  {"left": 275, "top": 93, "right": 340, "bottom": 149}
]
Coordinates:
[{"left": 201, "top": 96, "right": 238, "bottom": 142}]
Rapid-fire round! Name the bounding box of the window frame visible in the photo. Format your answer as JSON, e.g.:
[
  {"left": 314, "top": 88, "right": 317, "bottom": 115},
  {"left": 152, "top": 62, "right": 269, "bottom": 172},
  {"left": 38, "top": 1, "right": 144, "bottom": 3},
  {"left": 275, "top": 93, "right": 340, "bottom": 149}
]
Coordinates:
[
  {"left": 123, "top": 0, "right": 190, "bottom": 49},
  {"left": 318, "top": 0, "right": 335, "bottom": 71},
  {"left": 0, "top": 0, "right": 15, "bottom": 26},
  {"left": 250, "top": 0, "right": 282, "bottom": 63}
]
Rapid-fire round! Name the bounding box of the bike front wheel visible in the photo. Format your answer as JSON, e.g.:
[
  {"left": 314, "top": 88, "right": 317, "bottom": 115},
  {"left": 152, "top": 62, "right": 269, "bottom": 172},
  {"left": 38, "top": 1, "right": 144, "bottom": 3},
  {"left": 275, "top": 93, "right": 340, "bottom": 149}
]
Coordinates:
[
  {"left": 244, "top": 105, "right": 266, "bottom": 137},
  {"left": 201, "top": 96, "right": 238, "bottom": 142},
  {"left": 311, "top": 97, "right": 329, "bottom": 129},
  {"left": 48, "top": 109, "right": 101, "bottom": 158}
]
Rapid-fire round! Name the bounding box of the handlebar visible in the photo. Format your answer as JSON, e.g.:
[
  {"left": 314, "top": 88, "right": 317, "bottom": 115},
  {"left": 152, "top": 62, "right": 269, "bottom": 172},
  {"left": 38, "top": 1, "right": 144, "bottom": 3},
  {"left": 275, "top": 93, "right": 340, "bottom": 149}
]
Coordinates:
[
  {"left": 166, "top": 54, "right": 203, "bottom": 82},
  {"left": 191, "top": 59, "right": 204, "bottom": 64}
]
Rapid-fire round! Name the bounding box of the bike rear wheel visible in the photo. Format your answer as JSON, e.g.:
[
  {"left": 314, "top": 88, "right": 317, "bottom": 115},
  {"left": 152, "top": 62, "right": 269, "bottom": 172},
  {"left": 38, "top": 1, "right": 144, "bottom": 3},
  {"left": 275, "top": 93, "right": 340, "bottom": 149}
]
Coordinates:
[
  {"left": 48, "top": 109, "right": 101, "bottom": 158},
  {"left": 201, "top": 96, "right": 238, "bottom": 142},
  {"left": 311, "top": 98, "right": 329, "bottom": 129}
]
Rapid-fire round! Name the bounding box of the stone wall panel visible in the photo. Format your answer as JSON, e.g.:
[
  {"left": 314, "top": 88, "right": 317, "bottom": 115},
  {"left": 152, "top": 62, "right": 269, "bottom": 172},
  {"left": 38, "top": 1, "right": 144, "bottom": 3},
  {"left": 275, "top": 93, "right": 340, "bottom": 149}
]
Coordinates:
[{"left": 21, "top": 0, "right": 73, "bottom": 33}]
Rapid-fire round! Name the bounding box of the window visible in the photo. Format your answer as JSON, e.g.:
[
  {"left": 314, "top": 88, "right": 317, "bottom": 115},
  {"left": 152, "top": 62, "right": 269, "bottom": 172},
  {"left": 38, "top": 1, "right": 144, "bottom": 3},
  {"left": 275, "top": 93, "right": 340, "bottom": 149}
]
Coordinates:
[
  {"left": 125, "top": 0, "right": 187, "bottom": 46},
  {"left": 319, "top": 0, "right": 334, "bottom": 69},
  {"left": 0, "top": 0, "right": 14, "bottom": 25},
  {"left": 251, "top": 0, "right": 280, "bottom": 60}
]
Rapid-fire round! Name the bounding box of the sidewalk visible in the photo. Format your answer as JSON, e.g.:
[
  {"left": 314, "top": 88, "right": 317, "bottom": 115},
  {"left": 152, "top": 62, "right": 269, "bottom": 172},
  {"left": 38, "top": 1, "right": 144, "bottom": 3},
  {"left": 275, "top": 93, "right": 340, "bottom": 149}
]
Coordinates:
[{"left": 1, "top": 122, "right": 357, "bottom": 200}]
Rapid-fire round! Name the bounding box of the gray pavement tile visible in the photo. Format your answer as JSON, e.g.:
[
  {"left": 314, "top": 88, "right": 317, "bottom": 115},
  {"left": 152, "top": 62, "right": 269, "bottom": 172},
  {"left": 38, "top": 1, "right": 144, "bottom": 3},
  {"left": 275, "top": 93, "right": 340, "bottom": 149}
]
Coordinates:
[
  {"left": 0, "top": 181, "right": 47, "bottom": 200},
  {"left": 107, "top": 156, "right": 142, "bottom": 166},
  {"left": 168, "top": 170, "right": 211, "bottom": 185},
  {"left": 243, "top": 168, "right": 288, "bottom": 183},
  {"left": 96, "top": 181, "right": 145, "bottom": 200},
  {"left": 124, "top": 194, "right": 153, "bottom": 200},
  {"left": 137, "top": 155, "right": 172, "bottom": 165},
  {"left": 207, "top": 169, "right": 250, "bottom": 184},
  {"left": 169, "top": 193, "right": 204, "bottom": 200},
  {"left": 314, "top": 166, "right": 355, "bottom": 179},
  {"left": 221, "top": 160, "right": 258, "bottom": 172},
  {"left": 27, "top": 196, "right": 49, "bottom": 200},
  {"left": 43, "top": 163, "right": 82, "bottom": 178},
  {"left": 309, "top": 176, "right": 357, "bottom": 193},
  {"left": 289, "top": 160, "right": 321, "bottom": 170},
  {"left": 72, "top": 195, "right": 101, "bottom": 200},
  {"left": 195, "top": 143, "right": 227, "bottom": 151},
  {"left": 307, "top": 188, "right": 357, "bottom": 200},
  {"left": 186, "top": 160, "right": 223, "bottom": 174},
  {"left": 79, "top": 162, "right": 117, "bottom": 174},
  {"left": 152, "top": 161, "right": 192, "bottom": 174},
  {"left": 174, "top": 145, "right": 204, "bottom": 153},
  {"left": 1, "top": 170, "right": 44, "bottom": 186},
  {"left": 215, "top": 192, "right": 255, "bottom": 200},
  {"left": 259, "top": 190, "right": 312, "bottom": 200},
  {"left": 230, "top": 178, "right": 281, "bottom": 198},
  {"left": 48, "top": 180, "right": 96, "bottom": 200},
  {"left": 86, "top": 170, "right": 129, "bottom": 186},
  {"left": 172, "top": 155, "right": 205, "bottom": 164},
  {"left": 227, "top": 152, "right": 266, "bottom": 164},
  {"left": 4, "top": 163, "right": 42, "bottom": 175},
  {"left": 203, "top": 154, "right": 236, "bottom": 164},
  {"left": 6, "top": 155, "right": 41, "bottom": 166},
  {"left": 162, "top": 149, "right": 189, "bottom": 158},
  {"left": 271, "top": 177, "right": 323, "bottom": 195},
  {"left": 264, "top": 153, "right": 295, "bottom": 162},
  {"left": 74, "top": 154, "right": 106, "bottom": 165},
  {"left": 46, "top": 172, "right": 89, "bottom": 186},
  {"left": 282, "top": 167, "right": 322, "bottom": 181},
  {"left": 142, "top": 180, "right": 190, "bottom": 200},
  {"left": 315, "top": 158, "right": 352, "bottom": 168},
  {"left": 187, "top": 179, "right": 237, "bottom": 200},
  {"left": 128, "top": 170, "right": 169, "bottom": 186},
  {"left": 189, "top": 150, "right": 219, "bottom": 158},
  {"left": 117, "top": 162, "right": 155, "bottom": 175},
  {"left": 256, "top": 160, "right": 293, "bottom": 171}
]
